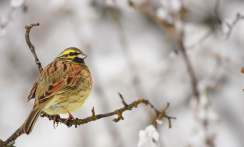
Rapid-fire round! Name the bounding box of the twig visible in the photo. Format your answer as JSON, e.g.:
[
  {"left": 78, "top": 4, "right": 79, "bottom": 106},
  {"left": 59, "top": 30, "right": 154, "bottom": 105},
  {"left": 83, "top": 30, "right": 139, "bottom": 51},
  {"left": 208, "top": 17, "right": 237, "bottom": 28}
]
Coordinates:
[
  {"left": 3, "top": 126, "right": 25, "bottom": 146},
  {"left": 1, "top": 22, "right": 43, "bottom": 147},
  {"left": 41, "top": 94, "right": 175, "bottom": 128},
  {"left": 178, "top": 34, "right": 200, "bottom": 102},
  {"left": 25, "top": 23, "right": 43, "bottom": 72},
  {"left": 225, "top": 13, "right": 244, "bottom": 38}
]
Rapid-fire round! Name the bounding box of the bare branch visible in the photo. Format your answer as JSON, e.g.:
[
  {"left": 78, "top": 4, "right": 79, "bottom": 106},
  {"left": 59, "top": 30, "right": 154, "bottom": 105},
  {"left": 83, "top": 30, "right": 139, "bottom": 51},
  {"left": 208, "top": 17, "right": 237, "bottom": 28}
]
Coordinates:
[
  {"left": 0, "top": 139, "right": 10, "bottom": 147},
  {"left": 25, "top": 23, "right": 43, "bottom": 72},
  {"left": 118, "top": 92, "right": 128, "bottom": 107},
  {"left": 152, "top": 102, "right": 176, "bottom": 128},
  {"left": 1, "top": 22, "right": 43, "bottom": 147},
  {"left": 225, "top": 13, "right": 244, "bottom": 38},
  {"left": 4, "top": 126, "right": 25, "bottom": 146},
  {"left": 178, "top": 34, "right": 200, "bottom": 101},
  {"left": 41, "top": 94, "right": 175, "bottom": 128}
]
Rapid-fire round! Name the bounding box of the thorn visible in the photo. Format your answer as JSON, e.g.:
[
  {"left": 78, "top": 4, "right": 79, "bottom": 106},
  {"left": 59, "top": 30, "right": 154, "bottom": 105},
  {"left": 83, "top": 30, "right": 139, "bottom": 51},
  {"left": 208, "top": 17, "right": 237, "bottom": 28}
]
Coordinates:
[
  {"left": 91, "top": 107, "right": 96, "bottom": 117},
  {"left": 118, "top": 92, "right": 128, "bottom": 106}
]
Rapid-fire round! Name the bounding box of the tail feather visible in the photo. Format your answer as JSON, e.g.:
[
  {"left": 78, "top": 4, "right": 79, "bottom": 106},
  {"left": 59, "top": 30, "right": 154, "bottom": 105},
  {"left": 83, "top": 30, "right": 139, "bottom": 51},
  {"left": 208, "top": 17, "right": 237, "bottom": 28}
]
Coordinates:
[{"left": 23, "top": 108, "right": 41, "bottom": 134}]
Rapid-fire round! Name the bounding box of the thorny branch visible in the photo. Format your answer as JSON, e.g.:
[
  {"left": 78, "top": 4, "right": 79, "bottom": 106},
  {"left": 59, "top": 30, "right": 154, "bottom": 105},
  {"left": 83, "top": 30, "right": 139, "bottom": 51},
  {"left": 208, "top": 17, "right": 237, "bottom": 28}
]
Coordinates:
[
  {"left": 1, "top": 23, "right": 174, "bottom": 147},
  {"left": 41, "top": 94, "right": 175, "bottom": 128}
]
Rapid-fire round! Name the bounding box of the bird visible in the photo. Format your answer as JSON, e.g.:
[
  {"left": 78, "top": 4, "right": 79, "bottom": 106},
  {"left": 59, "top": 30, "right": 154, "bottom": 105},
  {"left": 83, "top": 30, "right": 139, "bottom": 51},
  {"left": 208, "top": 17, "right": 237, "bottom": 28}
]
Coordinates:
[{"left": 23, "top": 47, "right": 92, "bottom": 134}]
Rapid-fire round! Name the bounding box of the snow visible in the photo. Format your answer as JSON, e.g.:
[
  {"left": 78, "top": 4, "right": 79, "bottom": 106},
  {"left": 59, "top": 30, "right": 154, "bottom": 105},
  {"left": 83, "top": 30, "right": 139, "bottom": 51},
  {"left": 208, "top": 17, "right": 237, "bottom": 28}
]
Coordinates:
[{"left": 137, "top": 125, "right": 159, "bottom": 147}]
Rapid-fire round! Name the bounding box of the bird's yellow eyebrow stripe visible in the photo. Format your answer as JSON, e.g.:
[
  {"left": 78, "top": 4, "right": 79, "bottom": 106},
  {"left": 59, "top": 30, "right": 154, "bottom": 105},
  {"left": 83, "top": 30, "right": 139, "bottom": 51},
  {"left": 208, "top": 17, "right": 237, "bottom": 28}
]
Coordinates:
[
  {"left": 60, "top": 48, "right": 80, "bottom": 56},
  {"left": 61, "top": 49, "right": 76, "bottom": 55}
]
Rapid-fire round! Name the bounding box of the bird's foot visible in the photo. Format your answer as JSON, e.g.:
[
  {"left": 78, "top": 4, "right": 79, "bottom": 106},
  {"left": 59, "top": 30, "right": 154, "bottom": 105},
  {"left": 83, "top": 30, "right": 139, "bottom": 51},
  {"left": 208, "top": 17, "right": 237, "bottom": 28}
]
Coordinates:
[
  {"left": 67, "top": 112, "right": 75, "bottom": 120},
  {"left": 50, "top": 114, "right": 61, "bottom": 128},
  {"left": 63, "top": 112, "right": 75, "bottom": 127}
]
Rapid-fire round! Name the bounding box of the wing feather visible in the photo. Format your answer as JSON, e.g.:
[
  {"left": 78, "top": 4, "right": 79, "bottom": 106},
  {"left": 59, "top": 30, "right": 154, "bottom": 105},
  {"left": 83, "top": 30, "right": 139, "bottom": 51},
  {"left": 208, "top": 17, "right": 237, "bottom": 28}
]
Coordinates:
[{"left": 28, "top": 59, "right": 83, "bottom": 104}]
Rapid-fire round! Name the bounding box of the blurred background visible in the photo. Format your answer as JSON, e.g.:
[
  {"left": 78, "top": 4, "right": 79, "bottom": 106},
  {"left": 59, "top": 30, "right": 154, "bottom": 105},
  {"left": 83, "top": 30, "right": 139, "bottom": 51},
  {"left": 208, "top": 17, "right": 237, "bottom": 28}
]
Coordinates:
[{"left": 0, "top": 0, "right": 244, "bottom": 147}]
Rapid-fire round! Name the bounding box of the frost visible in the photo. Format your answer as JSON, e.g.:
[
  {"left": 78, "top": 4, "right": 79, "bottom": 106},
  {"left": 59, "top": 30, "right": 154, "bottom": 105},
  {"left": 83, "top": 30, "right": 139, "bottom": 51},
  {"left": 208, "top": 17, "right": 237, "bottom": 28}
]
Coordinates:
[
  {"left": 10, "top": 0, "right": 24, "bottom": 8},
  {"left": 137, "top": 125, "right": 159, "bottom": 147}
]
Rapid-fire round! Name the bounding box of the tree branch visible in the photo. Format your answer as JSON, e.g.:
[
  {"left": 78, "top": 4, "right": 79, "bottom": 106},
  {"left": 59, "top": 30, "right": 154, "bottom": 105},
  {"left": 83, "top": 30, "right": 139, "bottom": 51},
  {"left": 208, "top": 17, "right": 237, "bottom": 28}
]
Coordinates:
[
  {"left": 225, "top": 13, "right": 244, "bottom": 38},
  {"left": 1, "top": 23, "right": 43, "bottom": 147},
  {"left": 41, "top": 94, "right": 175, "bottom": 128},
  {"left": 1, "top": 22, "right": 174, "bottom": 146},
  {"left": 25, "top": 23, "right": 43, "bottom": 72},
  {"left": 177, "top": 33, "right": 200, "bottom": 102}
]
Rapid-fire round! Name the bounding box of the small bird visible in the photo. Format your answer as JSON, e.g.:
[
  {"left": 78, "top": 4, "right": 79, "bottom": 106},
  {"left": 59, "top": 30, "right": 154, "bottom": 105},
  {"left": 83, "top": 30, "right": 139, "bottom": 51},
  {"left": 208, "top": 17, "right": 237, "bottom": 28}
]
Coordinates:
[{"left": 23, "top": 47, "right": 92, "bottom": 134}]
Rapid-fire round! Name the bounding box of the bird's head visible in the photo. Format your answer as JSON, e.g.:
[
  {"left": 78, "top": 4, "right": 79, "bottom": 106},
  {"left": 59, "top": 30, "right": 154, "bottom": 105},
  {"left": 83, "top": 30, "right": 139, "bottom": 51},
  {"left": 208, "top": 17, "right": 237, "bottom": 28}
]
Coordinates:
[{"left": 57, "top": 47, "right": 87, "bottom": 63}]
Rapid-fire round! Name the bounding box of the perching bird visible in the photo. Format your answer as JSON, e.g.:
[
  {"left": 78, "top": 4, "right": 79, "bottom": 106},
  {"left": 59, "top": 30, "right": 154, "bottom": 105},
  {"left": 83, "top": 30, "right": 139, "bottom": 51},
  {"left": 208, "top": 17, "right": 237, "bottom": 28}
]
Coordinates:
[{"left": 23, "top": 47, "right": 92, "bottom": 134}]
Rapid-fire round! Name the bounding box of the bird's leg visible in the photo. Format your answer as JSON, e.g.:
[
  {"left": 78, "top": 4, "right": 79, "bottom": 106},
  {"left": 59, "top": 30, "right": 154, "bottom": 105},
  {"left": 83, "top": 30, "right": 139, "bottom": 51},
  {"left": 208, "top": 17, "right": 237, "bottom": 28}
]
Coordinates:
[
  {"left": 41, "top": 112, "right": 60, "bottom": 127},
  {"left": 63, "top": 112, "right": 75, "bottom": 127},
  {"left": 50, "top": 114, "right": 61, "bottom": 128}
]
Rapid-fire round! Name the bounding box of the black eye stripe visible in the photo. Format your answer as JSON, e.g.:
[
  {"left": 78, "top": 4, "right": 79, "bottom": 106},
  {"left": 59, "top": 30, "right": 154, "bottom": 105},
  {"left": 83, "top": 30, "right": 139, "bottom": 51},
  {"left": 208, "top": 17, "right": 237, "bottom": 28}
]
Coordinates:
[{"left": 69, "top": 52, "right": 79, "bottom": 56}]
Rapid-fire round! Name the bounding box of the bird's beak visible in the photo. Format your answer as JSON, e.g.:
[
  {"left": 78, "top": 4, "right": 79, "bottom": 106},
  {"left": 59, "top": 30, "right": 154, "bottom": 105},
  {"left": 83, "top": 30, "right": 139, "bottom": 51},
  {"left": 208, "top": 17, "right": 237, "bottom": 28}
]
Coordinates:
[{"left": 79, "top": 53, "right": 87, "bottom": 59}]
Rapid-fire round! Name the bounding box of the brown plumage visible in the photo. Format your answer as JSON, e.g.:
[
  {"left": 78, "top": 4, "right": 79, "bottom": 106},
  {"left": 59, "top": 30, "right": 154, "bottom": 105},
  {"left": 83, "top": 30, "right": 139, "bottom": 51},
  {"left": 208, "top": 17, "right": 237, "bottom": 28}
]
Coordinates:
[{"left": 23, "top": 47, "right": 92, "bottom": 134}]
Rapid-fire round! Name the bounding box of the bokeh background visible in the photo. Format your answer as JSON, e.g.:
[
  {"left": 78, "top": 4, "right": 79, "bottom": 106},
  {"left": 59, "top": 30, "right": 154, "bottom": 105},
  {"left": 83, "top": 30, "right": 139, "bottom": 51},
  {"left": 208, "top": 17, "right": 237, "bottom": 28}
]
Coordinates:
[{"left": 0, "top": 0, "right": 244, "bottom": 147}]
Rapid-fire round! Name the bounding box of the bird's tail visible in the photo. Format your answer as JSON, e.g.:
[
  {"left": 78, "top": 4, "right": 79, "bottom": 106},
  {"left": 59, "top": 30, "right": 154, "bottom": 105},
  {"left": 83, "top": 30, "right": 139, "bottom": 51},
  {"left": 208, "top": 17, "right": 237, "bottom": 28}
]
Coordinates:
[{"left": 22, "top": 108, "right": 41, "bottom": 134}]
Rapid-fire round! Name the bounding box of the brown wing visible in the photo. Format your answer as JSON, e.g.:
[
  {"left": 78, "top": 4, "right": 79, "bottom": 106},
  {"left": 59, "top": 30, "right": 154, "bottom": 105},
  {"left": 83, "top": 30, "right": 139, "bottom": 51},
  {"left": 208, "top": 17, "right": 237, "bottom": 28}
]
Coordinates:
[
  {"left": 27, "top": 82, "right": 38, "bottom": 101},
  {"left": 27, "top": 60, "right": 66, "bottom": 101},
  {"left": 29, "top": 59, "right": 84, "bottom": 104}
]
